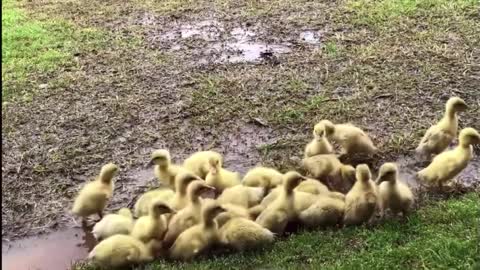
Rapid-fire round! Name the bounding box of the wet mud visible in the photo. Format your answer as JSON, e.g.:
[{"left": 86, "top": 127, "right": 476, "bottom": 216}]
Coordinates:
[{"left": 2, "top": 227, "right": 96, "bottom": 270}]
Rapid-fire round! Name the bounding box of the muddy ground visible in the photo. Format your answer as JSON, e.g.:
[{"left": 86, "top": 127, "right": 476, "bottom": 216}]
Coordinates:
[{"left": 2, "top": 0, "right": 480, "bottom": 242}]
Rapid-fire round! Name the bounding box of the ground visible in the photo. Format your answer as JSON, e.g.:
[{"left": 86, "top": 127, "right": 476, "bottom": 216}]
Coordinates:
[{"left": 1, "top": 0, "right": 479, "bottom": 268}]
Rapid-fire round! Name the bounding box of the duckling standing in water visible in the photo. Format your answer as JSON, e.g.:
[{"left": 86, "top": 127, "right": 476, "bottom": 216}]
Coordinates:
[
  {"left": 169, "top": 172, "right": 203, "bottom": 210},
  {"left": 376, "top": 163, "right": 414, "bottom": 217},
  {"left": 217, "top": 213, "right": 275, "bottom": 251},
  {"left": 149, "top": 149, "right": 187, "bottom": 189},
  {"left": 134, "top": 187, "right": 175, "bottom": 217},
  {"left": 417, "top": 127, "right": 480, "bottom": 188},
  {"left": 304, "top": 122, "right": 334, "bottom": 158},
  {"left": 242, "top": 167, "right": 284, "bottom": 190},
  {"left": 302, "top": 154, "right": 356, "bottom": 191},
  {"left": 163, "top": 180, "right": 215, "bottom": 248},
  {"left": 416, "top": 97, "right": 468, "bottom": 159},
  {"left": 131, "top": 200, "right": 175, "bottom": 243},
  {"left": 216, "top": 185, "right": 266, "bottom": 208},
  {"left": 169, "top": 201, "right": 227, "bottom": 261},
  {"left": 344, "top": 164, "right": 379, "bottom": 226},
  {"left": 92, "top": 208, "right": 134, "bottom": 240},
  {"left": 88, "top": 235, "right": 161, "bottom": 268},
  {"left": 255, "top": 171, "right": 306, "bottom": 234},
  {"left": 183, "top": 150, "right": 223, "bottom": 179},
  {"left": 205, "top": 156, "right": 241, "bottom": 193},
  {"left": 71, "top": 163, "right": 118, "bottom": 222},
  {"left": 318, "top": 120, "right": 378, "bottom": 156}
]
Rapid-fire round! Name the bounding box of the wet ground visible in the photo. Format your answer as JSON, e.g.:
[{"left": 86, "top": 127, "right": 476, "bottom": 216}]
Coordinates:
[
  {"left": 2, "top": 0, "right": 480, "bottom": 269},
  {"left": 2, "top": 227, "right": 95, "bottom": 270}
]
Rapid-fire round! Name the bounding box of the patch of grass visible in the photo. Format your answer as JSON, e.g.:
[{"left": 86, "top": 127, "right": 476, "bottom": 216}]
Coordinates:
[
  {"left": 1, "top": 0, "right": 105, "bottom": 101},
  {"left": 347, "top": 0, "right": 479, "bottom": 26},
  {"left": 76, "top": 193, "right": 479, "bottom": 270}
]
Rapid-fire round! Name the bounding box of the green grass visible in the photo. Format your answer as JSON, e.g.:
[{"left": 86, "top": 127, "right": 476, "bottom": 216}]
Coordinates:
[
  {"left": 347, "top": 0, "right": 479, "bottom": 26},
  {"left": 1, "top": 0, "right": 105, "bottom": 101},
  {"left": 77, "top": 193, "right": 480, "bottom": 270}
]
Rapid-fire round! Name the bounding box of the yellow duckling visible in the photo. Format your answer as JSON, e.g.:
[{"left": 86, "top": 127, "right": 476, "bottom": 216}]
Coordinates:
[
  {"left": 417, "top": 127, "right": 480, "bottom": 188},
  {"left": 133, "top": 187, "right": 175, "bottom": 217},
  {"left": 344, "top": 164, "right": 378, "bottom": 226},
  {"left": 319, "top": 120, "right": 377, "bottom": 156},
  {"left": 302, "top": 154, "right": 356, "bottom": 190},
  {"left": 169, "top": 201, "right": 227, "bottom": 261},
  {"left": 88, "top": 235, "right": 161, "bottom": 268},
  {"left": 255, "top": 171, "right": 306, "bottom": 234},
  {"left": 416, "top": 97, "right": 468, "bottom": 158},
  {"left": 131, "top": 200, "right": 175, "bottom": 243},
  {"left": 295, "top": 178, "right": 330, "bottom": 194},
  {"left": 304, "top": 123, "right": 334, "bottom": 158},
  {"left": 149, "top": 149, "right": 187, "bottom": 189},
  {"left": 183, "top": 150, "right": 223, "bottom": 179},
  {"left": 205, "top": 156, "right": 241, "bottom": 193},
  {"left": 298, "top": 196, "right": 345, "bottom": 228},
  {"left": 216, "top": 185, "right": 266, "bottom": 208},
  {"left": 163, "top": 180, "right": 215, "bottom": 248},
  {"left": 217, "top": 214, "right": 275, "bottom": 251},
  {"left": 71, "top": 163, "right": 118, "bottom": 220},
  {"left": 92, "top": 208, "right": 134, "bottom": 240},
  {"left": 242, "top": 167, "right": 284, "bottom": 189},
  {"left": 376, "top": 163, "right": 414, "bottom": 217},
  {"left": 169, "top": 172, "right": 203, "bottom": 210}
]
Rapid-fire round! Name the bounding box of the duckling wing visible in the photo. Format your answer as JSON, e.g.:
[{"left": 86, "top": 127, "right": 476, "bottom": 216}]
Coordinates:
[{"left": 418, "top": 128, "right": 453, "bottom": 153}]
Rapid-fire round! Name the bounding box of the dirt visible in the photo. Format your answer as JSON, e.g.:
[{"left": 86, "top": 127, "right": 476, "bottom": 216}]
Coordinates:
[{"left": 2, "top": 0, "right": 479, "bottom": 265}]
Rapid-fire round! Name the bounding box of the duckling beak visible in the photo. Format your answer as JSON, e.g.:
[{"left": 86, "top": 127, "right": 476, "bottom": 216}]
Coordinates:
[{"left": 147, "top": 159, "right": 155, "bottom": 167}]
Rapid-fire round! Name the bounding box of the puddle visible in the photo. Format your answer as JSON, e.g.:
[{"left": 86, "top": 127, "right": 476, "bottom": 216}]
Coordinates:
[
  {"left": 395, "top": 155, "right": 480, "bottom": 190},
  {"left": 142, "top": 18, "right": 312, "bottom": 64},
  {"left": 299, "top": 31, "right": 321, "bottom": 44},
  {"left": 2, "top": 227, "right": 96, "bottom": 270}
]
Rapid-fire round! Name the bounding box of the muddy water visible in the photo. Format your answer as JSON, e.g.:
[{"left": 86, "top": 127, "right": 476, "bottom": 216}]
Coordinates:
[
  {"left": 2, "top": 227, "right": 96, "bottom": 270},
  {"left": 144, "top": 18, "right": 308, "bottom": 63},
  {"left": 395, "top": 155, "right": 480, "bottom": 190}
]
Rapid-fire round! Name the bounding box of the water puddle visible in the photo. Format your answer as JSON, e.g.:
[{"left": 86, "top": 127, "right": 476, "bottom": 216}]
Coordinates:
[
  {"left": 142, "top": 17, "right": 316, "bottom": 63},
  {"left": 395, "top": 155, "right": 480, "bottom": 191},
  {"left": 299, "top": 31, "right": 321, "bottom": 44},
  {"left": 2, "top": 227, "right": 96, "bottom": 270}
]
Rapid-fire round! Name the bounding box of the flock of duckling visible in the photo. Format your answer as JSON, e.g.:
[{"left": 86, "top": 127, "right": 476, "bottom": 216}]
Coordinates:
[{"left": 70, "top": 97, "right": 479, "bottom": 268}]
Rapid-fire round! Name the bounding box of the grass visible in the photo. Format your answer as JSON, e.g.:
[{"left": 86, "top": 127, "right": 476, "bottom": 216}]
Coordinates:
[
  {"left": 76, "top": 193, "right": 480, "bottom": 270},
  {"left": 1, "top": 0, "right": 105, "bottom": 101}
]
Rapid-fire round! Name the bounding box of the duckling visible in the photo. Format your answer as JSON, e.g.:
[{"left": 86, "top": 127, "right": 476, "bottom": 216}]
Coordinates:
[
  {"left": 183, "top": 150, "right": 223, "bottom": 179},
  {"left": 318, "top": 120, "right": 377, "bottom": 156},
  {"left": 149, "top": 149, "right": 187, "bottom": 189},
  {"left": 255, "top": 171, "right": 306, "bottom": 234},
  {"left": 163, "top": 180, "right": 215, "bottom": 248},
  {"left": 217, "top": 214, "right": 274, "bottom": 251},
  {"left": 88, "top": 234, "right": 161, "bottom": 268},
  {"left": 242, "top": 167, "right": 284, "bottom": 190},
  {"left": 416, "top": 97, "right": 468, "bottom": 158},
  {"left": 134, "top": 187, "right": 175, "bottom": 217},
  {"left": 169, "top": 201, "right": 227, "bottom": 260},
  {"left": 205, "top": 156, "right": 241, "bottom": 193},
  {"left": 217, "top": 185, "right": 266, "bottom": 208},
  {"left": 71, "top": 163, "right": 118, "bottom": 220},
  {"left": 92, "top": 208, "right": 134, "bottom": 240},
  {"left": 302, "top": 154, "right": 356, "bottom": 190},
  {"left": 344, "top": 164, "right": 378, "bottom": 226},
  {"left": 298, "top": 196, "right": 345, "bottom": 228},
  {"left": 417, "top": 127, "right": 480, "bottom": 188},
  {"left": 304, "top": 123, "right": 334, "bottom": 158},
  {"left": 295, "top": 178, "right": 330, "bottom": 195},
  {"left": 376, "top": 163, "right": 414, "bottom": 217},
  {"left": 169, "top": 172, "right": 203, "bottom": 210},
  {"left": 131, "top": 200, "right": 175, "bottom": 243}
]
